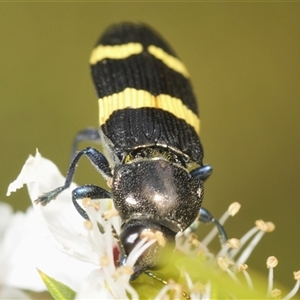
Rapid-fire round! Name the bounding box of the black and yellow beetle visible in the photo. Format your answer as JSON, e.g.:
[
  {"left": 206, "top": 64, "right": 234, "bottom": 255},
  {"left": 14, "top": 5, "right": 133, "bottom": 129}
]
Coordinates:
[{"left": 36, "top": 22, "right": 227, "bottom": 280}]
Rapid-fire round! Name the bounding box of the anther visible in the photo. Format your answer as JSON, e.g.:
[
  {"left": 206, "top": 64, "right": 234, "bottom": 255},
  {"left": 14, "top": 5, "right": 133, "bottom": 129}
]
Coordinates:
[
  {"left": 237, "top": 264, "right": 248, "bottom": 272},
  {"left": 226, "top": 238, "right": 240, "bottom": 249},
  {"left": 267, "top": 256, "right": 278, "bottom": 268},
  {"left": 102, "top": 209, "right": 119, "bottom": 220},
  {"left": 83, "top": 220, "right": 93, "bottom": 230},
  {"left": 270, "top": 289, "right": 282, "bottom": 298},
  {"left": 294, "top": 270, "right": 300, "bottom": 280},
  {"left": 82, "top": 197, "right": 100, "bottom": 210},
  {"left": 100, "top": 255, "right": 110, "bottom": 266},
  {"left": 228, "top": 202, "right": 241, "bottom": 216},
  {"left": 141, "top": 229, "right": 166, "bottom": 247},
  {"left": 217, "top": 256, "right": 230, "bottom": 271}
]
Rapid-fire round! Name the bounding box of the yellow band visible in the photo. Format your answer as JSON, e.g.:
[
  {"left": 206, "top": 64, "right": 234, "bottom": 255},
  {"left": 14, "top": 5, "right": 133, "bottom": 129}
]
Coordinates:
[
  {"left": 148, "top": 45, "right": 189, "bottom": 78},
  {"left": 98, "top": 88, "right": 200, "bottom": 135},
  {"left": 90, "top": 43, "right": 143, "bottom": 64}
]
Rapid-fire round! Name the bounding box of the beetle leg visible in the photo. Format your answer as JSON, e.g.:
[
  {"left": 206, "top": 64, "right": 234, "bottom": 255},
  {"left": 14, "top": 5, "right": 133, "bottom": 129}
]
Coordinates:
[
  {"left": 71, "top": 127, "right": 101, "bottom": 160},
  {"left": 190, "top": 164, "right": 212, "bottom": 182},
  {"left": 71, "top": 184, "right": 111, "bottom": 220},
  {"left": 35, "top": 147, "right": 112, "bottom": 206},
  {"left": 198, "top": 207, "right": 228, "bottom": 245}
]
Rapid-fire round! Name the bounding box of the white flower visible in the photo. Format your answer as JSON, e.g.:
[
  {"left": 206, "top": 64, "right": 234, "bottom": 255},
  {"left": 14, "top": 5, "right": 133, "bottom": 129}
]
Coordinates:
[
  {"left": 6, "top": 150, "right": 150, "bottom": 298},
  {"left": 5, "top": 150, "right": 113, "bottom": 294},
  {"left": 6, "top": 150, "right": 300, "bottom": 299}
]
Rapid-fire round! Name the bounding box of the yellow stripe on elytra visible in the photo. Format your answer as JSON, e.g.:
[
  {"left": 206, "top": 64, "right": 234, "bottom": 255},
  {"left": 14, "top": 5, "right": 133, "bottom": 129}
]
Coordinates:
[
  {"left": 98, "top": 88, "right": 200, "bottom": 135},
  {"left": 90, "top": 43, "right": 143, "bottom": 64},
  {"left": 148, "top": 45, "right": 190, "bottom": 78}
]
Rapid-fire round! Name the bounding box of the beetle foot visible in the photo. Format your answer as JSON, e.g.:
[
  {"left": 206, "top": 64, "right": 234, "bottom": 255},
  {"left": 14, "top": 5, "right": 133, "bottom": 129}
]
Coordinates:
[{"left": 34, "top": 186, "right": 65, "bottom": 206}]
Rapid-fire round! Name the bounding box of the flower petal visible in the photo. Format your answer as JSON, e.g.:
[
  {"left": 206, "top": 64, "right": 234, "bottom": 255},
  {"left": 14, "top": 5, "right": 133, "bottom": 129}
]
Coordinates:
[
  {"left": 0, "top": 204, "right": 97, "bottom": 292},
  {"left": 7, "top": 150, "right": 105, "bottom": 265},
  {"left": 75, "top": 269, "right": 115, "bottom": 299}
]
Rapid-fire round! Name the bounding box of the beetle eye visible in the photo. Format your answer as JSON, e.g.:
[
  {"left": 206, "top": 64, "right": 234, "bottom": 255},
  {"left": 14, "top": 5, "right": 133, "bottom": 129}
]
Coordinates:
[
  {"left": 120, "top": 224, "right": 146, "bottom": 255},
  {"left": 119, "top": 222, "right": 176, "bottom": 280}
]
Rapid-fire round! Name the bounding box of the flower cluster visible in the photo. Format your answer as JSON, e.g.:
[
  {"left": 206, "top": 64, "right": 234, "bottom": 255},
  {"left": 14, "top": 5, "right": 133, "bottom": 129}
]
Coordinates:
[{"left": 3, "top": 150, "right": 299, "bottom": 299}]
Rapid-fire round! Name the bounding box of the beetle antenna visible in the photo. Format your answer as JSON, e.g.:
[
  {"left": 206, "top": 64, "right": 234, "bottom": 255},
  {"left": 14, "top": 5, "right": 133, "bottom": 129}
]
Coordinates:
[
  {"left": 111, "top": 225, "right": 127, "bottom": 258},
  {"left": 145, "top": 271, "right": 190, "bottom": 299}
]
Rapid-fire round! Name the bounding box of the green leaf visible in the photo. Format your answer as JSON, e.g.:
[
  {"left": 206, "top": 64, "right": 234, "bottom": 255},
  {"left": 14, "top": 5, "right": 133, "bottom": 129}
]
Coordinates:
[{"left": 37, "top": 269, "right": 76, "bottom": 300}]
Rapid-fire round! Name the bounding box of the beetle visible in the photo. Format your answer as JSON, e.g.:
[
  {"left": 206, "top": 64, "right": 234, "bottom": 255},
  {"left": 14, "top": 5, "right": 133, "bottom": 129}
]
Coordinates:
[{"left": 36, "top": 22, "right": 227, "bottom": 280}]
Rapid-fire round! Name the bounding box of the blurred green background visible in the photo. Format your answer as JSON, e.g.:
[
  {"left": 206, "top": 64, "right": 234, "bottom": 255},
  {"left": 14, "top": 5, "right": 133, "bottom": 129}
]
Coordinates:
[{"left": 1, "top": 2, "right": 299, "bottom": 294}]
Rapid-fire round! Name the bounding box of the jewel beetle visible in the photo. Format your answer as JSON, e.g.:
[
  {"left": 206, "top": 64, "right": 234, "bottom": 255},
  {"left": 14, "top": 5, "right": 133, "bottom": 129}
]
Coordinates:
[{"left": 36, "top": 22, "right": 227, "bottom": 280}]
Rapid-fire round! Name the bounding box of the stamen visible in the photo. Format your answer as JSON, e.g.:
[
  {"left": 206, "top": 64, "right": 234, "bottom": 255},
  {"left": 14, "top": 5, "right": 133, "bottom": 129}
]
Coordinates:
[
  {"left": 227, "top": 238, "right": 240, "bottom": 249},
  {"left": 238, "top": 264, "right": 253, "bottom": 290},
  {"left": 233, "top": 221, "right": 274, "bottom": 266},
  {"left": 102, "top": 209, "right": 119, "bottom": 220},
  {"left": 184, "top": 272, "right": 195, "bottom": 295},
  {"left": 230, "top": 227, "right": 259, "bottom": 259},
  {"left": 217, "top": 256, "right": 229, "bottom": 270},
  {"left": 154, "top": 284, "right": 171, "bottom": 300},
  {"left": 217, "top": 256, "right": 239, "bottom": 283},
  {"left": 188, "top": 233, "right": 200, "bottom": 247},
  {"left": 236, "top": 231, "right": 265, "bottom": 266},
  {"left": 294, "top": 270, "right": 300, "bottom": 280},
  {"left": 202, "top": 202, "right": 240, "bottom": 246},
  {"left": 125, "top": 284, "right": 139, "bottom": 300},
  {"left": 267, "top": 256, "right": 278, "bottom": 268},
  {"left": 228, "top": 202, "right": 241, "bottom": 216},
  {"left": 218, "top": 238, "right": 240, "bottom": 257},
  {"left": 266, "top": 256, "right": 278, "bottom": 296},
  {"left": 82, "top": 197, "right": 90, "bottom": 205},
  {"left": 181, "top": 220, "right": 200, "bottom": 237},
  {"left": 282, "top": 271, "right": 300, "bottom": 300},
  {"left": 83, "top": 220, "right": 93, "bottom": 230},
  {"left": 196, "top": 249, "right": 213, "bottom": 262},
  {"left": 82, "top": 197, "right": 100, "bottom": 211},
  {"left": 141, "top": 229, "right": 166, "bottom": 247},
  {"left": 100, "top": 255, "right": 110, "bottom": 266},
  {"left": 126, "top": 238, "right": 156, "bottom": 267},
  {"left": 256, "top": 220, "right": 275, "bottom": 232},
  {"left": 190, "top": 281, "right": 206, "bottom": 294},
  {"left": 168, "top": 279, "right": 183, "bottom": 299},
  {"left": 203, "top": 282, "right": 212, "bottom": 299},
  {"left": 113, "top": 265, "right": 134, "bottom": 278},
  {"left": 270, "top": 289, "right": 282, "bottom": 298}
]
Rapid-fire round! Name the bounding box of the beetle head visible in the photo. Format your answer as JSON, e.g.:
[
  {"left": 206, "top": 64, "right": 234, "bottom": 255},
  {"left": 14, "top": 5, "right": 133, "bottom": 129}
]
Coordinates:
[{"left": 119, "top": 219, "right": 176, "bottom": 280}]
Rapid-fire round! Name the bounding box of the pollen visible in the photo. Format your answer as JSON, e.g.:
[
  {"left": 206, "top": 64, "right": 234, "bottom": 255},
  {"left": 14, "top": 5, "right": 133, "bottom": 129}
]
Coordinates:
[
  {"left": 100, "top": 255, "right": 110, "bottom": 266},
  {"left": 196, "top": 249, "right": 207, "bottom": 261},
  {"left": 294, "top": 270, "right": 300, "bottom": 280},
  {"left": 113, "top": 265, "right": 134, "bottom": 278},
  {"left": 226, "top": 238, "right": 240, "bottom": 249},
  {"left": 102, "top": 209, "right": 119, "bottom": 220},
  {"left": 82, "top": 197, "right": 100, "bottom": 211},
  {"left": 267, "top": 256, "right": 278, "bottom": 268},
  {"left": 82, "top": 197, "right": 91, "bottom": 206},
  {"left": 217, "top": 256, "right": 231, "bottom": 271},
  {"left": 83, "top": 220, "right": 93, "bottom": 230},
  {"left": 228, "top": 202, "right": 241, "bottom": 216},
  {"left": 188, "top": 233, "right": 200, "bottom": 247},
  {"left": 270, "top": 288, "right": 282, "bottom": 298},
  {"left": 167, "top": 279, "right": 183, "bottom": 296},
  {"left": 255, "top": 220, "right": 275, "bottom": 232},
  {"left": 141, "top": 229, "right": 166, "bottom": 247},
  {"left": 237, "top": 263, "right": 248, "bottom": 272},
  {"left": 265, "top": 222, "right": 275, "bottom": 232},
  {"left": 190, "top": 281, "right": 206, "bottom": 294}
]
